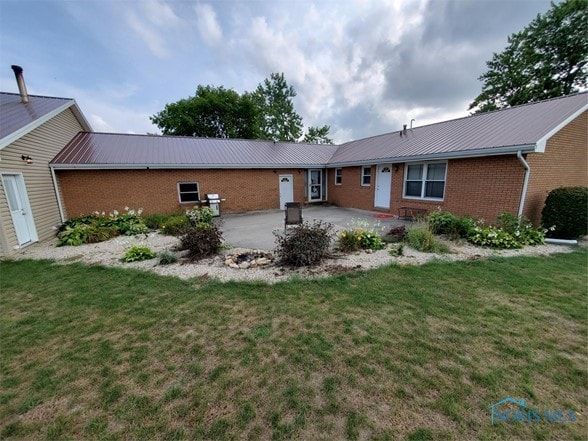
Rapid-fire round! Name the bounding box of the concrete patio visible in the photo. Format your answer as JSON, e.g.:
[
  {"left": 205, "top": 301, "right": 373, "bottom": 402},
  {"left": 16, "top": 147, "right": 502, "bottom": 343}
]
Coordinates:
[{"left": 221, "top": 205, "right": 411, "bottom": 250}]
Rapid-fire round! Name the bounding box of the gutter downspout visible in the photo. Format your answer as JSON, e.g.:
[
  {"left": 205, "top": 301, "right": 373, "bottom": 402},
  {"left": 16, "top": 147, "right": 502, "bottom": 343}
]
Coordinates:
[
  {"left": 517, "top": 150, "right": 530, "bottom": 220},
  {"left": 50, "top": 166, "right": 66, "bottom": 223}
]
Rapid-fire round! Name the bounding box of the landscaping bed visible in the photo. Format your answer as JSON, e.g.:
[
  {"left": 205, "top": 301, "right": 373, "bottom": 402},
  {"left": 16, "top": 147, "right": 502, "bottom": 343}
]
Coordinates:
[{"left": 13, "top": 231, "right": 578, "bottom": 284}]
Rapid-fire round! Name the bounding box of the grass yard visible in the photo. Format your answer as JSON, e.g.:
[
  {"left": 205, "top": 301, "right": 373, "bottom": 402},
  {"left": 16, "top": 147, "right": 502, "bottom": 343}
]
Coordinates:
[{"left": 0, "top": 251, "right": 586, "bottom": 440}]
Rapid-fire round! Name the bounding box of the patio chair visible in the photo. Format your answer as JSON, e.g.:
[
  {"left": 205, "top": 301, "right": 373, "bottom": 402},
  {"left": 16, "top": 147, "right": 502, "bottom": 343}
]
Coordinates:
[{"left": 284, "top": 202, "right": 303, "bottom": 234}]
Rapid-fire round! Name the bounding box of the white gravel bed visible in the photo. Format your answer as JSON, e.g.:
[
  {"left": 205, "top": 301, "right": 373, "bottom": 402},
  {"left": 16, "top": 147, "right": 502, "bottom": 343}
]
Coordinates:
[{"left": 11, "top": 232, "right": 578, "bottom": 284}]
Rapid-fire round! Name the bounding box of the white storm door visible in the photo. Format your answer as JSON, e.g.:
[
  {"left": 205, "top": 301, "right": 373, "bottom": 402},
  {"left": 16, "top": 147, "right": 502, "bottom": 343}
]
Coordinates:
[
  {"left": 279, "top": 174, "right": 294, "bottom": 209},
  {"left": 2, "top": 174, "right": 37, "bottom": 246},
  {"left": 374, "top": 164, "right": 392, "bottom": 208},
  {"left": 309, "top": 169, "right": 322, "bottom": 202}
]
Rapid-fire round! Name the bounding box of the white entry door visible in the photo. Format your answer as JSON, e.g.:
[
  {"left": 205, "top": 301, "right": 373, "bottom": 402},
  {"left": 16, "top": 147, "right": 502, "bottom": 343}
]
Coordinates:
[
  {"left": 279, "top": 174, "right": 294, "bottom": 209},
  {"left": 2, "top": 174, "right": 37, "bottom": 246},
  {"left": 374, "top": 164, "right": 392, "bottom": 208}
]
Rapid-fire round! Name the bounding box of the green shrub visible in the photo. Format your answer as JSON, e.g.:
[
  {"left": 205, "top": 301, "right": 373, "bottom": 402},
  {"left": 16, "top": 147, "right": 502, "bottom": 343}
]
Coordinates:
[
  {"left": 467, "top": 213, "right": 546, "bottom": 249},
  {"left": 85, "top": 226, "right": 119, "bottom": 243},
  {"left": 158, "top": 250, "right": 178, "bottom": 265},
  {"left": 496, "top": 213, "right": 545, "bottom": 246},
  {"left": 144, "top": 213, "right": 173, "bottom": 229},
  {"left": 161, "top": 216, "right": 189, "bottom": 236},
  {"left": 542, "top": 186, "right": 588, "bottom": 239},
  {"left": 58, "top": 214, "right": 106, "bottom": 233},
  {"left": 179, "top": 224, "right": 223, "bottom": 261},
  {"left": 57, "top": 207, "right": 148, "bottom": 245},
  {"left": 338, "top": 229, "right": 362, "bottom": 252},
  {"left": 467, "top": 224, "right": 522, "bottom": 249},
  {"left": 122, "top": 245, "right": 155, "bottom": 262},
  {"left": 337, "top": 218, "right": 385, "bottom": 252},
  {"left": 111, "top": 209, "right": 147, "bottom": 235},
  {"left": 274, "top": 220, "right": 334, "bottom": 267},
  {"left": 388, "top": 243, "right": 404, "bottom": 256},
  {"left": 427, "top": 209, "right": 474, "bottom": 238},
  {"left": 406, "top": 222, "right": 450, "bottom": 253},
  {"left": 186, "top": 207, "right": 214, "bottom": 227},
  {"left": 57, "top": 225, "right": 88, "bottom": 246}
]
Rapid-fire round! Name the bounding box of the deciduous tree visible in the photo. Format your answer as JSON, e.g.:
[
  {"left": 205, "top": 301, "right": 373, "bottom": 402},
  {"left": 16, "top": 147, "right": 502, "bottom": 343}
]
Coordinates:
[
  {"left": 469, "top": 0, "right": 587, "bottom": 113},
  {"left": 150, "top": 85, "right": 260, "bottom": 138},
  {"left": 253, "top": 72, "right": 304, "bottom": 142}
]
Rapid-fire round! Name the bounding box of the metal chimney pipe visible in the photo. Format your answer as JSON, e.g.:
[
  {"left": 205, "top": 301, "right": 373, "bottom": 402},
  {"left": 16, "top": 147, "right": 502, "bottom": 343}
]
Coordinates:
[{"left": 11, "top": 65, "right": 29, "bottom": 103}]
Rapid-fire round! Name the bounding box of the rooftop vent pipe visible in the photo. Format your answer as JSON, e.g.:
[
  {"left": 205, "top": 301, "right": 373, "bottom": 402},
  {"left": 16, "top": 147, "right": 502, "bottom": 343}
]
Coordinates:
[{"left": 11, "top": 65, "right": 29, "bottom": 103}]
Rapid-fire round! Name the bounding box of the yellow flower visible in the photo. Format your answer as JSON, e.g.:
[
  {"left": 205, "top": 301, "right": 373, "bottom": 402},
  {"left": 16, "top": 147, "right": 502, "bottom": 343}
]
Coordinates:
[
  {"left": 341, "top": 232, "right": 346, "bottom": 238},
  {"left": 357, "top": 237, "right": 361, "bottom": 241}
]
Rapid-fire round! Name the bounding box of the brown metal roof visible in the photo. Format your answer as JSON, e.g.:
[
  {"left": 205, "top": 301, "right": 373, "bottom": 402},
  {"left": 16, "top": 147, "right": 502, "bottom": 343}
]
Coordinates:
[
  {"left": 0, "top": 92, "right": 75, "bottom": 142},
  {"left": 329, "top": 92, "right": 588, "bottom": 165},
  {"left": 49, "top": 92, "right": 587, "bottom": 169},
  {"left": 51, "top": 132, "right": 339, "bottom": 169}
]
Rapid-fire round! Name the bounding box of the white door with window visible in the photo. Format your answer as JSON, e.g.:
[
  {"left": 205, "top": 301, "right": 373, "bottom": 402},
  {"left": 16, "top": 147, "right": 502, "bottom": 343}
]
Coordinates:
[
  {"left": 279, "top": 174, "right": 294, "bottom": 209},
  {"left": 2, "top": 174, "right": 37, "bottom": 246},
  {"left": 374, "top": 164, "right": 392, "bottom": 208}
]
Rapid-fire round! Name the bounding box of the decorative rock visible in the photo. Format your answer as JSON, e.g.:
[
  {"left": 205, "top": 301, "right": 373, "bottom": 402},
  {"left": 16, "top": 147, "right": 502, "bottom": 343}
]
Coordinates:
[{"left": 223, "top": 250, "right": 274, "bottom": 269}]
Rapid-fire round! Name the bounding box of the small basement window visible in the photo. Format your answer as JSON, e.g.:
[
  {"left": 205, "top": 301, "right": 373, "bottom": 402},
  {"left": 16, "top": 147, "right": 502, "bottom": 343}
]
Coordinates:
[
  {"left": 361, "top": 166, "right": 371, "bottom": 186},
  {"left": 335, "top": 168, "right": 342, "bottom": 185},
  {"left": 178, "top": 182, "right": 200, "bottom": 203}
]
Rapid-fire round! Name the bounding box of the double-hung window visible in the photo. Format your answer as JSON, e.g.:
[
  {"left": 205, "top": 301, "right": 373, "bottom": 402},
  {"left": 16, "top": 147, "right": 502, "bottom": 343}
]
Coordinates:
[
  {"left": 403, "top": 162, "right": 446, "bottom": 200},
  {"left": 335, "top": 168, "right": 342, "bottom": 185},
  {"left": 361, "top": 166, "right": 371, "bottom": 186},
  {"left": 178, "top": 182, "right": 200, "bottom": 203}
]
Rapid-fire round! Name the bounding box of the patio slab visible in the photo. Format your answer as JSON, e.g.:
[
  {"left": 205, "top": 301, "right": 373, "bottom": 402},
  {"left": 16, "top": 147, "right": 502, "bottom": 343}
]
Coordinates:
[{"left": 220, "top": 205, "right": 411, "bottom": 251}]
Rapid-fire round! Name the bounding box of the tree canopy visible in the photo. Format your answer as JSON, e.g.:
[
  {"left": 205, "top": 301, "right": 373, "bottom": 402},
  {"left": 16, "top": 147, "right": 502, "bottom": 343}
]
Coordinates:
[
  {"left": 469, "top": 0, "right": 587, "bottom": 113},
  {"left": 150, "top": 85, "right": 260, "bottom": 139},
  {"left": 151, "top": 73, "right": 332, "bottom": 144},
  {"left": 252, "top": 72, "right": 304, "bottom": 142}
]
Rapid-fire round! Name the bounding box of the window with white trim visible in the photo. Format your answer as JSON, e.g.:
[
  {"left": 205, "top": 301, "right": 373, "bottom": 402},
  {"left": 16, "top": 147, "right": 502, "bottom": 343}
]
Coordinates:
[
  {"left": 178, "top": 182, "right": 200, "bottom": 203},
  {"left": 335, "top": 168, "right": 342, "bottom": 185},
  {"left": 403, "top": 162, "right": 446, "bottom": 200},
  {"left": 361, "top": 166, "right": 371, "bottom": 186}
]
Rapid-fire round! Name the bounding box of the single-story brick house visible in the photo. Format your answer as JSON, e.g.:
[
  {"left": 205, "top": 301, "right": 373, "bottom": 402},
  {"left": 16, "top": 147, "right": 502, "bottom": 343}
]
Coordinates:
[
  {"left": 0, "top": 75, "right": 91, "bottom": 256},
  {"left": 1, "top": 69, "right": 586, "bottom": 256},
  {"left": 50, "top": 93, "right": 587, "bottom": 226}
]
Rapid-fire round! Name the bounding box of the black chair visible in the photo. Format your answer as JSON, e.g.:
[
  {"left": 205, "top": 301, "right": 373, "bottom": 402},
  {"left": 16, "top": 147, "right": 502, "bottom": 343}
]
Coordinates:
[{"left": 284, "top": 202, "right": 303, "bottom": 233}]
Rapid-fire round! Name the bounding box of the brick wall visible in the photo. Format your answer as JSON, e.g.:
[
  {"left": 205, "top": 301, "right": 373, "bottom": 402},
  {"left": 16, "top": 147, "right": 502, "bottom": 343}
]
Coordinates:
[
  {"left": 328, "top": 166, "right": 376, "bottom": 211},
  {"left": 524, "top": 111, "right": 588, "bottom": 224},
  {"left": 56, "top": 168, "right": 305, "bottom": 217},
  {"left": 329, "top": 156, "right": 526, "bottom": 222}
]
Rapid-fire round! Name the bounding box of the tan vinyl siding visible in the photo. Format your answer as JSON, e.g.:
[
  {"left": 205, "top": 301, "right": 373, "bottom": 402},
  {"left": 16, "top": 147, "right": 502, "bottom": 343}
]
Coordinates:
[
  {"left": 0, "top": 108, "right": 84, "bottom": 256},
  {"left": 0, "top": 180, "right": 10, "bottom": 256}
]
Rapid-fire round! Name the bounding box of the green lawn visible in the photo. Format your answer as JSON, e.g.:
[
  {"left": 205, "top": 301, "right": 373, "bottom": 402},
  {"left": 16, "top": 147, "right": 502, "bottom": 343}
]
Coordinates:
[{"left": 1, "top": 251, "right": 586, "bottom": 440}]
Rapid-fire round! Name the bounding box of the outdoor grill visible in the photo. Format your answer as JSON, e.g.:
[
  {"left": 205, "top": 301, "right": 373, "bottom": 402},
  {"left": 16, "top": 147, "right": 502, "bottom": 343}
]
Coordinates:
[{"left": 203, "top": 193, "right": 223, "bottom": 217}]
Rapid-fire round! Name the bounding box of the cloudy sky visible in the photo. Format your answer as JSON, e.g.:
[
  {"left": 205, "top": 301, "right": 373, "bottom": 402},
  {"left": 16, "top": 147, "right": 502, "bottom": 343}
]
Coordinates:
[{"left": 1, "top": 0, "right": 553, "bottom": 143}]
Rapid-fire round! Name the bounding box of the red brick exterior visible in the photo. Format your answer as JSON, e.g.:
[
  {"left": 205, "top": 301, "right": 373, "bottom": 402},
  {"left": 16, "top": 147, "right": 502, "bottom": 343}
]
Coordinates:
[
  {"left": 56, "top": 168, "right": 306, "bottom": 217},
  {"left": 328, "top": 166, "right": 376, "bottom": 211},
  {"left": 56, "top": 112, "right": 587, "bottom": 223},
  {"left": 329, "top": 156, "right": 525, "bottom": 222},
  {"left": 524, "top": 112, "right": 588, "bottom": 224}
]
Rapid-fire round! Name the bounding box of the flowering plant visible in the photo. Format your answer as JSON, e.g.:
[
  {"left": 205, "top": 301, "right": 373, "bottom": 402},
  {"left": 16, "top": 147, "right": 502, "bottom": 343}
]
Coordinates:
[
  {"left": 467, "top": 213, "right": 546, "bottom": 249},
  {"left": 337, "top": 218, "right": 385, "bottom": 252}
]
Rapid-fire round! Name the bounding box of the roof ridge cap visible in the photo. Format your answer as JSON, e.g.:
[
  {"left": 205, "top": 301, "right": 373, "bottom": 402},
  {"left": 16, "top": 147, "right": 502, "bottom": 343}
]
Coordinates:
[{"left": 81, "top": 131, "right": 340, "bottom": 147}]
